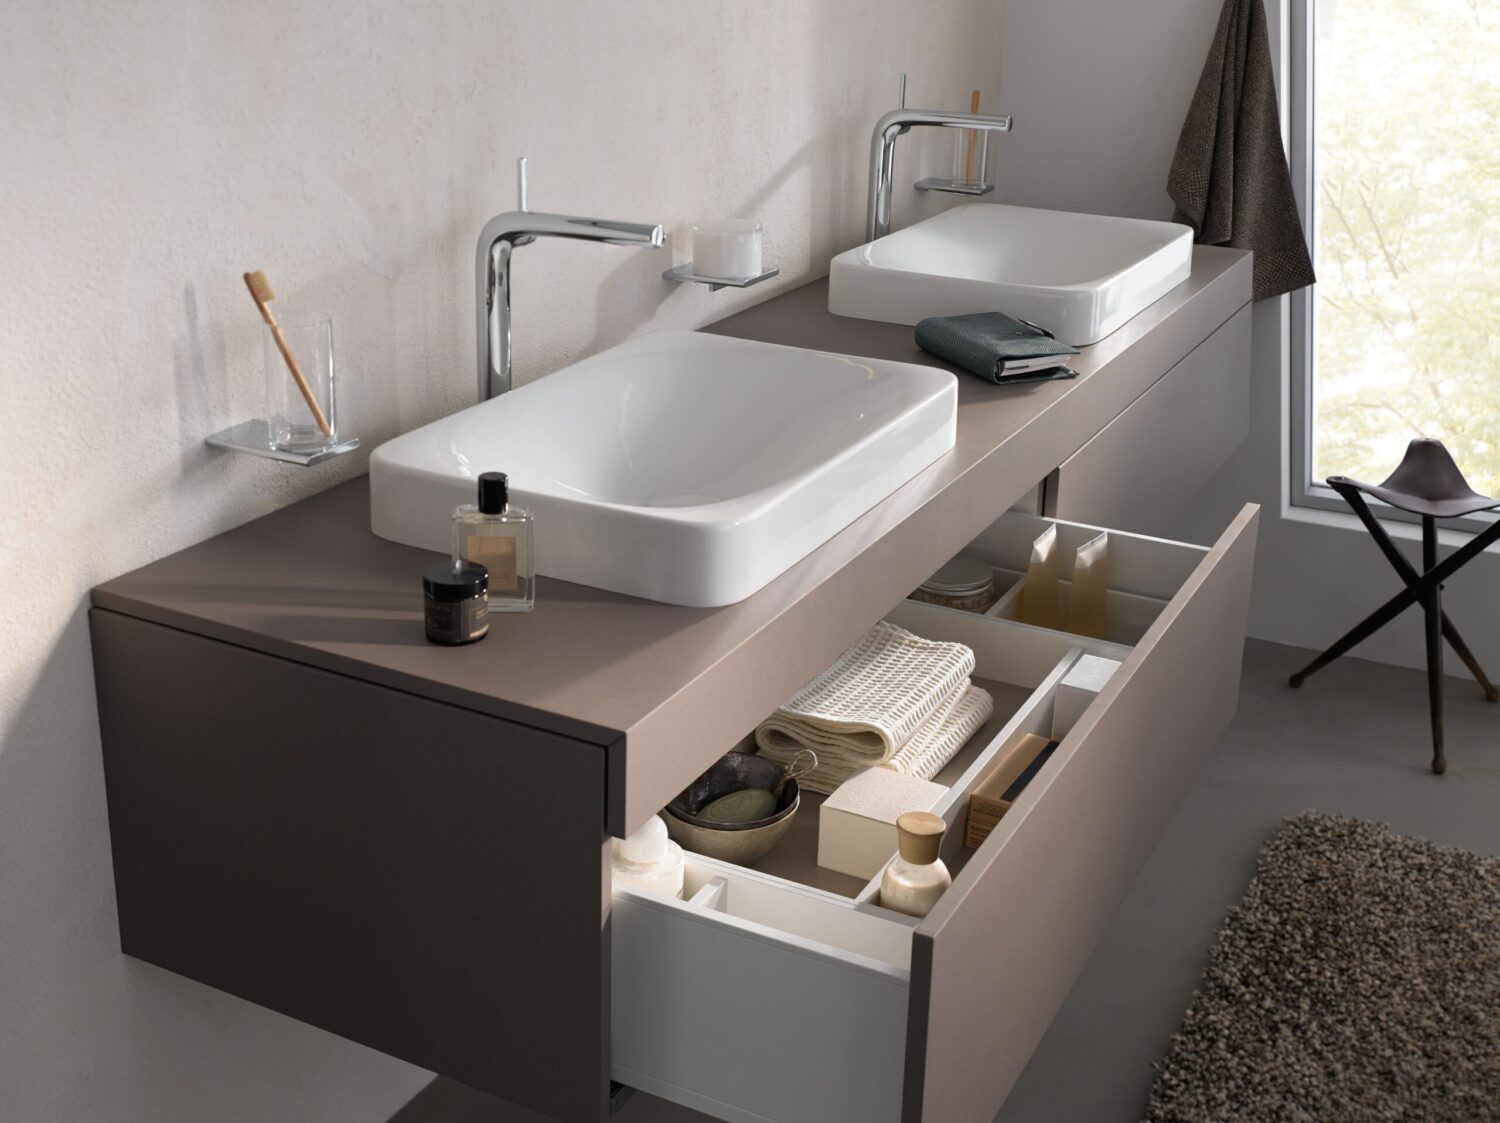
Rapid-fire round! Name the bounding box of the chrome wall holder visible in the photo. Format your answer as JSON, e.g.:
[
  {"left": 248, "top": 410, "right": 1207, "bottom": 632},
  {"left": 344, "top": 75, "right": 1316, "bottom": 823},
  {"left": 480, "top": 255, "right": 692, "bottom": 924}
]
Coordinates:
[
  {"left": 915, "top": 178, "right": 995, "bottom": 197},
  {"left": 663, "top": 262, "right": 780, "bottom": 293},
  {"left": 206, "top": 419, "right": 361, "bottom": 467}
]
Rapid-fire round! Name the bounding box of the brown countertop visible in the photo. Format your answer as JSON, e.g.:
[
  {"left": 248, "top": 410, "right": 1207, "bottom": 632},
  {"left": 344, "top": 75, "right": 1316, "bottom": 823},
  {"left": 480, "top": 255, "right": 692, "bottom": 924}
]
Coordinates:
[{"left": 93, "top": 250, "right": 1251, "bottom": 833}]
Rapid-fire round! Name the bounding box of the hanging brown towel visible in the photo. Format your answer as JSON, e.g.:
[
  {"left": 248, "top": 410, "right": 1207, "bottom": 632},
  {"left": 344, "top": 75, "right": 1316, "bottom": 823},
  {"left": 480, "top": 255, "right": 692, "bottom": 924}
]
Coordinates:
[{"left": 1168, "top": 0, "right": 1315, "bottom": 300}]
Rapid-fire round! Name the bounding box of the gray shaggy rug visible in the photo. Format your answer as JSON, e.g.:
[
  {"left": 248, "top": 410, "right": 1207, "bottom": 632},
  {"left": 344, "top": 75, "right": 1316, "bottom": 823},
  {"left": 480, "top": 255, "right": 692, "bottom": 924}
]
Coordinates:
[{"left": 1144, "top": 812, "right": 1500, "bottom": 1123}]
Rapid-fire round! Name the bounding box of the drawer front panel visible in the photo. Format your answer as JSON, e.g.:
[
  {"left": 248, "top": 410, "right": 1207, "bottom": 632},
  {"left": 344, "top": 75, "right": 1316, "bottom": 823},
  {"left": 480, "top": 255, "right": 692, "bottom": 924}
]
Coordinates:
[
  {"left": 903, "top": 504, "right": 1259, "bottom": 1123},
  {"left": 612, "top": 886, "right": 908, "bottom": 1123},
  {"left": 1054, "top": 304, "right": 1251, "bottom": 536},
  {"left": 91, "top": 610, "right": 612, "bottom": 1123}
]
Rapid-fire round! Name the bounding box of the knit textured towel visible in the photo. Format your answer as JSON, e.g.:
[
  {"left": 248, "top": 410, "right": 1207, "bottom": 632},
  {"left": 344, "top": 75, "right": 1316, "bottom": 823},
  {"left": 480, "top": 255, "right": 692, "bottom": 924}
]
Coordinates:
[
  {"left": 754, "top": 621, "right": 994, "bottom": 795},
  {"left": 759, "top": 682, "right": 994, "bottom": 794},
  {"left": 881, "top": 683, "right": 994, "bottom": 780},
  {"left": 1167, "top": 0, "right": 1315, "bottom": 300}
]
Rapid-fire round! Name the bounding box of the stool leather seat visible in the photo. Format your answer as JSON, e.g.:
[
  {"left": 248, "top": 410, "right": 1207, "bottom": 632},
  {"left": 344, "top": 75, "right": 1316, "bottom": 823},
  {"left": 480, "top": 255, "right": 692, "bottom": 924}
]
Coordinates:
[{"left": 1330, "top": 438, "right": 1500, "bottom": 520}]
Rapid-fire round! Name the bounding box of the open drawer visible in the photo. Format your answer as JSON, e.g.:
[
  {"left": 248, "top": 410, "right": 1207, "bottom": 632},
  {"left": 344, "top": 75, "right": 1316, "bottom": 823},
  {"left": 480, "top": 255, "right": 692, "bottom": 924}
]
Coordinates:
[{"left": 610, "top": 504, "right": 1259, "bottom": 1123}]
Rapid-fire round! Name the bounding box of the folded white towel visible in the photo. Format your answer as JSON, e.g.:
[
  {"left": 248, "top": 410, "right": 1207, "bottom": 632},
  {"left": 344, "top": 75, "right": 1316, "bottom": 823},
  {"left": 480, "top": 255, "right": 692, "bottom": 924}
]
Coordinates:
[
  {"left": 764, "top": 621, "right": 975, "bottom": 756},
  {"left": 883, "top": 683, "right": 994, "bottom": 781},
  {"left": 755, "top": 621, "right": 994, "bottom": 795},
  {"left": 759, "top": 682, "right": 994, "bottom": 793}
]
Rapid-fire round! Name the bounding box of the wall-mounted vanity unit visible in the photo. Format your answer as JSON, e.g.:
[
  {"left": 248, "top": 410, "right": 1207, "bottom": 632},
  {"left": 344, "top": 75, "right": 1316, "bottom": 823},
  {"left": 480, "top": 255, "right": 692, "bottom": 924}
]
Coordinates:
[{"left": 90, "top": 247, "right": 1254, "bottom": 1123}]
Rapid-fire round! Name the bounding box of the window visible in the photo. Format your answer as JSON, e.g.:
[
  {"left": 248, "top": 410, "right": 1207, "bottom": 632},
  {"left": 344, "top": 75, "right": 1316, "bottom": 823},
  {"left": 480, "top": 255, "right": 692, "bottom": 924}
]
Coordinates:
[{"left": 1291, "top": 0, "right": 1500, "bottom": 522}]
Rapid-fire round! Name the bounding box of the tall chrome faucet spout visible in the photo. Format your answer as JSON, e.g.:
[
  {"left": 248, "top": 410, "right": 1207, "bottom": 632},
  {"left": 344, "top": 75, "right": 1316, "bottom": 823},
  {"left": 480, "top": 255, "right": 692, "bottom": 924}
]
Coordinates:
[
  {"left": 476, "top": 157, "right": 664, "bottom": 401},
  {"left": 865, "top": 104, "right": 1014, "bottom": 242}
]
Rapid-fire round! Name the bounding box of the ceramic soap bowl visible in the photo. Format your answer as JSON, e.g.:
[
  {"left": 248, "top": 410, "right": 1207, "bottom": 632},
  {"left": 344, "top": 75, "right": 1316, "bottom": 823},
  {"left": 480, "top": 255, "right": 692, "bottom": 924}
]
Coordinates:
[{"left": 664, "top": 750, "right": 813, "bottom": 866}]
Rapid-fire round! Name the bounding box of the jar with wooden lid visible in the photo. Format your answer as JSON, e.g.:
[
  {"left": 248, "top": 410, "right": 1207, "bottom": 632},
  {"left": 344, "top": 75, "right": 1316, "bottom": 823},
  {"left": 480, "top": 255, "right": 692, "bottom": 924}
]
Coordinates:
[
  {"left": 909, "top": 555, "right": 996, "bottom": 613},
  {"left": 880, "top": 811, "right": 953, "bottom": 917}
]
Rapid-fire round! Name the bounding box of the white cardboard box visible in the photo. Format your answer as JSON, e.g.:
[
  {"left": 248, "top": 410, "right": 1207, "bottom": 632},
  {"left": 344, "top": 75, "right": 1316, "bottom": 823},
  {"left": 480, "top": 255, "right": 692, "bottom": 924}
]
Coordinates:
[
  {"left": 1051, "top": 654, "right": 1121, "bottom": 740},
  {"left": 817, "top": 767, "right": 949, "bottom": 881}
]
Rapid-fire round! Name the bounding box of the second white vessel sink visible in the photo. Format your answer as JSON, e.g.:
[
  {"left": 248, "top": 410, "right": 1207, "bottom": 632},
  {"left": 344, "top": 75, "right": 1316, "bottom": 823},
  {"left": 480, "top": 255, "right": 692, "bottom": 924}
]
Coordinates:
[
  {"left": 370, "top": 331, "right": 956, "bottom": 607},
  {"left": 828, "top": 203, "right": 1193, "bottom": 346}
]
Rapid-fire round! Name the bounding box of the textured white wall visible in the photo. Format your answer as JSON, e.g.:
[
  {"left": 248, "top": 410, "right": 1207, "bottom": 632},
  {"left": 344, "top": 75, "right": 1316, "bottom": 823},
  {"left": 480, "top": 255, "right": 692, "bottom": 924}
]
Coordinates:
[{"left": 0, "top": 3, "right": 1002, "bottom": 1121}]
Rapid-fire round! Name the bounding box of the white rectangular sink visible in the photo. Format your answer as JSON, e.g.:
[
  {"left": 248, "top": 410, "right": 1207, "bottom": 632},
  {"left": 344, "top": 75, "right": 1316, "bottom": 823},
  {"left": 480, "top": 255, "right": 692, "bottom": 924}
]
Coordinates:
[
  {"left": 828, "top": 203, "right": 1193, "bottom": 346},
  {"left": 370, "top": 331, "right": 957, "bottom": 607}
]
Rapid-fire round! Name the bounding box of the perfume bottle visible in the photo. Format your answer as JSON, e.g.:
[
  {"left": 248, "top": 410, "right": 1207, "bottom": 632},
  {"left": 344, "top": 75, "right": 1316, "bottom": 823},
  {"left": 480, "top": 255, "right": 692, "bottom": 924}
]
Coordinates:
[
  {"left": 880, "top": 811, "right": 952, "bottom": 918},
  {"left": 453, "top": 472, "right": 534, "bottom": 612}
]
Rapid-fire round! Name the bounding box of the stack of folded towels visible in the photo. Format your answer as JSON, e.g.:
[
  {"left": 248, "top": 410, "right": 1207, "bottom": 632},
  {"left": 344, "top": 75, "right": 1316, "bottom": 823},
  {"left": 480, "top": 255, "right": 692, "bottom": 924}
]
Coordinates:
[{"left": 756, "top": 621, "right": 994, "bottom": 795}]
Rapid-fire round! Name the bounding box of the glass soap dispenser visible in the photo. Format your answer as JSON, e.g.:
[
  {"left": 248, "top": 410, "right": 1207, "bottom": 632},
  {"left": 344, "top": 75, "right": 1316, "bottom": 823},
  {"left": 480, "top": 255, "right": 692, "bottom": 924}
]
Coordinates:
[
  {"left": 880, "top": 811, "right": 953, "bottom": 918},
  {"left": 453, "top": 471, "right": 534, "bottom": 612}
]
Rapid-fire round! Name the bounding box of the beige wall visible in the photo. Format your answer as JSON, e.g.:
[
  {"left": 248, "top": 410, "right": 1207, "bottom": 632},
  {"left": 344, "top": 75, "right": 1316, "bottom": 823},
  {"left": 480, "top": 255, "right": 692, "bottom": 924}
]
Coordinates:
[{"left": 0, "top": 3, "right": 1002, "bottom": 1120}]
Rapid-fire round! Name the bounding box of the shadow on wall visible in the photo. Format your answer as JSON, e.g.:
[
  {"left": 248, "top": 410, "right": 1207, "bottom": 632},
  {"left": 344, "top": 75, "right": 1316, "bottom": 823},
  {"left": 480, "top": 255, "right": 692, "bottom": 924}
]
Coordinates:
[
  {"left": 173, "top": 285, "right": 218, "bottom": 459},
  {"left": 0, "top": 607, "right": 427, "bottom": 1121},
  {"left": 565, "top": 116, "right": 854, "bottom": 380}
]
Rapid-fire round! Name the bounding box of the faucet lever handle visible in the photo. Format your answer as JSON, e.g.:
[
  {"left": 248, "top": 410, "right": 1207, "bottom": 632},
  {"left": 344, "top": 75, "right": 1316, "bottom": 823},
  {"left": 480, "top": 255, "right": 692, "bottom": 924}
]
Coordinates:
[
  {"left": 898, "top": 72, "right": 907, "bottom": 109},
  {"left": 516, "top": 156, "right": 529, "bottom": 213}
]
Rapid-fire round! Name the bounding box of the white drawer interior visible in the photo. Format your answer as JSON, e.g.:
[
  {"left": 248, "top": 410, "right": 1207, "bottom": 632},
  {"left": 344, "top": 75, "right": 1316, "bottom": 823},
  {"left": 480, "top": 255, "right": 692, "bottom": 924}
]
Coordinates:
[
  {"left": 610, "top": 512, "right": 1212, "bottom": 1123},
  {"left": 968, "top": 511, "right": 1204, "bottom": 599},
  {"left": 611, "top": 613, "right": 1092, "bottom": 1123}
]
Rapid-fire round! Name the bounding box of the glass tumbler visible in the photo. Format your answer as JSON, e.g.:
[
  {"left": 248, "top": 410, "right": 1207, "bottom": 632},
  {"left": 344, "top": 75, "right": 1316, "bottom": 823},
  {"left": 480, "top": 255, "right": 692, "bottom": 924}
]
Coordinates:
[
  {"left": 951, "top": 127, "right": 991, "bottom": 189},
  {"left": 264, "top": 314, "right": 337, "bottom": 452}
]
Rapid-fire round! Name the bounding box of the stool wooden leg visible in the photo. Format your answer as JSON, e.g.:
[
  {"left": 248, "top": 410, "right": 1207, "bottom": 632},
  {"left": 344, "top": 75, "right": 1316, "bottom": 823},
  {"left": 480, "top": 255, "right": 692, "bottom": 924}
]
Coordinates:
[
  {"left": 1440, "top": 618, "right": 1500, "bottom": 703},
  {"left": 1423, "top": 517, "right": 1446, "bottom": 775}
]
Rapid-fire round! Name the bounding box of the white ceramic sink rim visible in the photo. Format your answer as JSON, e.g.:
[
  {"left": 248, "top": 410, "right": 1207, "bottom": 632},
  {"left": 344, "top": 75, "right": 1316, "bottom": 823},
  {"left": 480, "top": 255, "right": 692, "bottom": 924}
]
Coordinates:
[
  {"left": 369, "top": 331, "right": 957, "bottom": 607},
  {"left": 828, "top": 203, "right": 1193, "bottom": 345}
]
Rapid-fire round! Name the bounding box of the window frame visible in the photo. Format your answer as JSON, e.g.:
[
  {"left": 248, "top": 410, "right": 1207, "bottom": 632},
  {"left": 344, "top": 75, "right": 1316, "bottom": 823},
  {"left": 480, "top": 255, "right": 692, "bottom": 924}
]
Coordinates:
[{"left": 1286, "top": 0, "right": 1497, "bottom": 534}]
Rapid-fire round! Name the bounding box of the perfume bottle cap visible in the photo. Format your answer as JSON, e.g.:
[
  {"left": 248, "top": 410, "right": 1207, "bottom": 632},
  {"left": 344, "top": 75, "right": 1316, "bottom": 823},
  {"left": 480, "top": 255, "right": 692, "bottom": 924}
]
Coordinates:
[{"left": 478, "top": 471, "right": 509, "bottom": 515}]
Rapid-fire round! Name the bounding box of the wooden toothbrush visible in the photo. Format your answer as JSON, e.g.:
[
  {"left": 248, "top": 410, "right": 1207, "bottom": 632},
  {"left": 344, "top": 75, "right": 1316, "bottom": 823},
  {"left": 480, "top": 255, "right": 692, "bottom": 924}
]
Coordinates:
[
  {"left": 966, "top": 89, "right": 982, "bottom": 184},
  {"left": 243, "top": 270, "right": 333, "bottom": 438}
]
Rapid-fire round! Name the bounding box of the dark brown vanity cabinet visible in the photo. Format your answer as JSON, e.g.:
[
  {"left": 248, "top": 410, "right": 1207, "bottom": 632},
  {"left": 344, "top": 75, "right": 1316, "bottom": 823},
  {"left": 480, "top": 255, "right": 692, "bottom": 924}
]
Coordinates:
[{"left": 92, "top": 609, "right": 617, "bottom": 1123}]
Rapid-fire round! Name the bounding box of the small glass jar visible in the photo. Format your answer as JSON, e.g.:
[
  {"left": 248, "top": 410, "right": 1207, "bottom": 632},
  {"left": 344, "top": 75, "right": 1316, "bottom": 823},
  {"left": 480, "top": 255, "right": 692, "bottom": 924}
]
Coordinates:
[
  {"left": 910, "top": 555, "right": 996, "bottom": 613},
  {"left": 422, "top": 561, "right": 489, "bottom": 646}
]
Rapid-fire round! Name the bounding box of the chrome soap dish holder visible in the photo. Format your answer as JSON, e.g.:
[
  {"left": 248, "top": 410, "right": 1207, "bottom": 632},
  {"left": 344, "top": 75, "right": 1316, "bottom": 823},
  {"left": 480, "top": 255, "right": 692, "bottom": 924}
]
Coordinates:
[
  {"left": 664, "top": 218, "right": 780, "bottom": 292},
  {"left": 662, "top": 261, "right": 780, "bottom": 293}
]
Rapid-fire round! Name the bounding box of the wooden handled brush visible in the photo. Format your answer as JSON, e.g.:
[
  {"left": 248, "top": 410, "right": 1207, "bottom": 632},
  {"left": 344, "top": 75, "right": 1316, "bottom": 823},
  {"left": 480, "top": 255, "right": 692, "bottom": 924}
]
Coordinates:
[
  {"left": 966, "top": 89, "right": 982, "bottom": 184},
  {"left": 243, "top": 270, "right": 333, "bottom": 439}
]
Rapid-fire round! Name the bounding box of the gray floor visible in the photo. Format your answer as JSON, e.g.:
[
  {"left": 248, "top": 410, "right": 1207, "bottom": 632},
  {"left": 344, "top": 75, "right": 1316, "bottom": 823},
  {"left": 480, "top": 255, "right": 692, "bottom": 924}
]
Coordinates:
[{"left": 391, "top": 639, "right": 1500, "bottom": 1123}]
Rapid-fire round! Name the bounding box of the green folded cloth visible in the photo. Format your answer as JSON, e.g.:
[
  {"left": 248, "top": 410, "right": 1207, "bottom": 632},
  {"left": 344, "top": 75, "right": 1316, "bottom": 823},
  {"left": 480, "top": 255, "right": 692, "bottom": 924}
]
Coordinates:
[{"left": 915, "top": 312, "right": 1080, "bottom": 385}]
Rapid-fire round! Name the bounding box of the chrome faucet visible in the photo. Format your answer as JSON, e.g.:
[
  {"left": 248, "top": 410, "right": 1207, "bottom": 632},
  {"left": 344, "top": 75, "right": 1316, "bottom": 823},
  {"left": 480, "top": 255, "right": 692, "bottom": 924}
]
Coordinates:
[
  {"left": 475, "top": 157, "right": 664, "bottom": 400},
  {"left": 866, "top": 74, "right": 1014, "bottom": 241}
]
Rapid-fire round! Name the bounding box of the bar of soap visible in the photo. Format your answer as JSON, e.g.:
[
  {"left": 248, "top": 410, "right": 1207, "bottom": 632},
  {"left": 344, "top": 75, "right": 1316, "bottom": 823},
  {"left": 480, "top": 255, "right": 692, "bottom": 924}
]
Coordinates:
[
  {"left": 964, "top": 734, "right": 1056, "bottom": 849},
  {"left": 699, "top": 788, "right": 777, "bottom": 824},
  {"left": 818, "top": 768, "right": 948, "bottom": 881}
]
